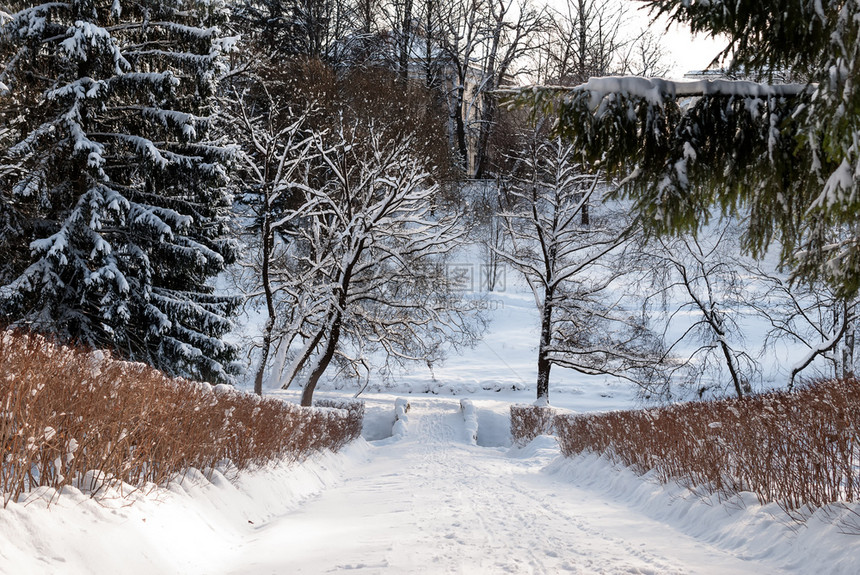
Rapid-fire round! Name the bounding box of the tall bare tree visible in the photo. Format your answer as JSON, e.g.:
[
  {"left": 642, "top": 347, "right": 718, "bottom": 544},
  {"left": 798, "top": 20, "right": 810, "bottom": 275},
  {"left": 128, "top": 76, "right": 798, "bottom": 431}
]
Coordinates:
[
  {"left": 744, "top": 261, "right": 859, "bottom": 390},
  {"left": 529, "top": 0, "right": 671, "bottom": 85},
  {"left": 273, "top": 124, "right": 483, "bottom": 405},
  {"left": 219, "top": 64, "right": 317, "bottom": 395},
  {"left": 496, "top": 135, "right": 665, "bottom": 402},
  {"left": 435, "top": 0, "right": 544, "bottom": 177},
  {"left": 617, "top": 29, "right": 672, "bottom": 77},
  {"left": 531, "top": 0, "right": 623, "bottom": 85},
  {"left": 635, "top": 222, "right": 758, "bottom": 400}
]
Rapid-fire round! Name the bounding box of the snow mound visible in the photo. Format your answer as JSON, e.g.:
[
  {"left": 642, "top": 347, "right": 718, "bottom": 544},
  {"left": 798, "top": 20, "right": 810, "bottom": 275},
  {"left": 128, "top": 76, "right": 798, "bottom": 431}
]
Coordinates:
[
  {"left": 546, "top": 452, "right": 860, "bottom": 575},
  {"left": 509, "top": 434, "right": 559, "bottom": 460},
  {"left": 460, "top": 398, "right": 478, "bottom": 445},
  {"left": 392, "top": 397, "right": 410, "bottom": 438},
  {"left": 0, "top": 441, "right": 370, "bottom": 575}
]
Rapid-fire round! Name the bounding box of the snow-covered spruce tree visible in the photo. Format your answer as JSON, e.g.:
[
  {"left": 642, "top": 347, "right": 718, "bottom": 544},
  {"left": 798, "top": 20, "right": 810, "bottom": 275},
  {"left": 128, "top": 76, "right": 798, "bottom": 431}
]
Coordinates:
[
  {"left": 0, "top": 0, "right": 239, "bottom": 382},
  {"left": 496, "top": 135, "right": 666, "bottom": 403},
  {"left": 274, "top": 123, "right": 483, "bottom": 406},
  {"left": 507, "top": 0, "right": 860, "bottom": 298}
]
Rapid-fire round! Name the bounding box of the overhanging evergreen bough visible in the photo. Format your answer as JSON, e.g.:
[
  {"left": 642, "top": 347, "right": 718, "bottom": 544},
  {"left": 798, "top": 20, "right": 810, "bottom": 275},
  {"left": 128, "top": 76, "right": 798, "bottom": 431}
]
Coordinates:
[{"left": 505, "top": 0, "right": 860, "bottom": 298}]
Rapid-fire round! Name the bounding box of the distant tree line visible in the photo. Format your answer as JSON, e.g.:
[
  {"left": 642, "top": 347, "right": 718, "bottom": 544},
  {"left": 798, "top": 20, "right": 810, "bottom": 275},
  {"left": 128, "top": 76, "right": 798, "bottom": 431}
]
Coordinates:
[{"left": 11, "top": 0, "right": 853, "bottom": 407}]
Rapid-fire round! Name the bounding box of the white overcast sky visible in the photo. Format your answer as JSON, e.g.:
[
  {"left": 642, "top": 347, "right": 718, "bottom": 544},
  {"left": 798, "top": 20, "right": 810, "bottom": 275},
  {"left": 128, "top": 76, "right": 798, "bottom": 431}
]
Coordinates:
[
  {"left": 622, "top": 1, "right": 730, "bottom": 77},
  {"left": 656, "top": 21, "right": 729, "bottom": 77}
]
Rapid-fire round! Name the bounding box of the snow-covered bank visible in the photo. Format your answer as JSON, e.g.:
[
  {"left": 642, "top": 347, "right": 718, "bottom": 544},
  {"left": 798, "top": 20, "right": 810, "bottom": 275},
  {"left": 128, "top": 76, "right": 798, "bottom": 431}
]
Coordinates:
[
  {"left": 548, "top": 452, "right": 860, "bottom": 575},
  {"left": 4, "top": 396, "right": 859, "bottom": 574},
  {"left": 0, "top": 442, "right": 371, "bottom": 575}
]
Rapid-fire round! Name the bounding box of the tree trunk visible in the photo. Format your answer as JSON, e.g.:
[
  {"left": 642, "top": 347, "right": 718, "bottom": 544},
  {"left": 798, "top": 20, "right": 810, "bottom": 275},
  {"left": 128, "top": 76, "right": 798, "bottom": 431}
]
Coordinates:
[
  {"left": 299, "top": 239, "right": 362, "bottom": 404},
  {"left": 844, "top": 334, "right": 855, "bottom": 380},
  {"left": 454, "top": 83, "right": 469, "bottom": 174},
  {"left": 576, "top": 0, "right": 588, "bottom": 82},
  {"left": 423, "top": 0, "right": 434, "bottom": 89},
  {"left": 473, "top": 94, "right": 496, "bottom": 179},
  {"left": 254, "top": 317, "right": 274, "bottom": 395},
  {"left": 719, "top": 339, "right": 747, "bottom": 397},
  {"left": 254, "top": 197, "right": 275, "bottom": 395},
  {"left": 280, "top": 323, "right": 326, "bottom": 389},
  {"left": 300, "top": 311, "right": 342, "bottom": 406},
  {"left": 399, "top": 0, "right": 413, "bottom": 83},
  {"left": 536, "top": 290, "right": 554, "bottom": 402},
  {"left": 841, "top": 307, "right": 855, "bottom": 379}
]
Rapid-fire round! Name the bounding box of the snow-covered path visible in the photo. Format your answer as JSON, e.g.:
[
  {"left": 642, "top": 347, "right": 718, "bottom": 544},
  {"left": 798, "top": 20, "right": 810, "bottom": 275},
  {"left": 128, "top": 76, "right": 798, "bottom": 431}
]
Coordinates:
[{"left": 220, "top": 398, "right": 781, "bottom": 575}]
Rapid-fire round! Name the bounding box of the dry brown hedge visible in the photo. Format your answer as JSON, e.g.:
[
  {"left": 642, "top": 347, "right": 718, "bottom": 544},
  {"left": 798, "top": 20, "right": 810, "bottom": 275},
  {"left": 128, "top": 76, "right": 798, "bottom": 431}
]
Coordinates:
[
  {"left": 0, "top": 331, "right": 363, "bottom": 506},
  {"left": 313, "top": 398, "right": 365, "bottom": 447},
  {"left": 554, "top": 378, "right": 860, "bottom": 511},
  {"left": 510, "top": 404, "right": 555, "bottom": 447}
]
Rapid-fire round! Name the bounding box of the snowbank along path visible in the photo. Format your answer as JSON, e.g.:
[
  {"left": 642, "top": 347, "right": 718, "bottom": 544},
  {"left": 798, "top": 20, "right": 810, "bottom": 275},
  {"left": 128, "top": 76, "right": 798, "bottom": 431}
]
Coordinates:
[{"left": 221, "top": 397, "right": 784, "bottom": 574}]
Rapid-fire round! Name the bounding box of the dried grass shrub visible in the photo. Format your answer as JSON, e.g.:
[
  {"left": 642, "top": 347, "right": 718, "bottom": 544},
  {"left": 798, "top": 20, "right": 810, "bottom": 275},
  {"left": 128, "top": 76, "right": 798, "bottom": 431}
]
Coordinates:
[
  {"left": 510, "top": 404, "right": 556, "bottom": 447},
  {"left": 0, "top": 331, "right": 363, "bottom": 506},
  {"left": 314, "top": 398, "right": 365, "bottom": 446},
  {"left": 554, "top": 378, "right": 860, "bottom": 512}
]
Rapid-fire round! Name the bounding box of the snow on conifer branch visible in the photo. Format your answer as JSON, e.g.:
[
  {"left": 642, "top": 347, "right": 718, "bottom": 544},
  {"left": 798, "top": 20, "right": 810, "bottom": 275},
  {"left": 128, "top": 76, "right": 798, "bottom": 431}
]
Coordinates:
[
  {"left": 506, "top": 0, "right": 860, "bottom": 298},
  {"left": 0, "top": 0, "right": 240, "bottom": 382}
]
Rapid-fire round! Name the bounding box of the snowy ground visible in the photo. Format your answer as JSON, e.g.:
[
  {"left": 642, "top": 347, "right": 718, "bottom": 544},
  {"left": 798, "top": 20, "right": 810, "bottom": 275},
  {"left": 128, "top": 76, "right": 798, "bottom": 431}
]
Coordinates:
[
  {"left": 3, "top": 395, "right": 860, "bottom": 574},
  {"left": 310, "top": 287, "right": 644, "bottom": 414},
  {"left": 4, "top": 267, "right": 858, "bottom": 573}
]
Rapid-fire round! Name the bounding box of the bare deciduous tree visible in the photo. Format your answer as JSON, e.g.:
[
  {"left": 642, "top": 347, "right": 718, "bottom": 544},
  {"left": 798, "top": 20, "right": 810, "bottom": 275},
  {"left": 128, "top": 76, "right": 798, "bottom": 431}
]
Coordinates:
[
  {"left": 533, "top": 0, "right": 623, "bottom": 85},
  {"left": 497, "top": 135, "right": 665, "bottom": 402},
  {"left": 529, "top": 0, "right": 671, "bottom": 85},
  {"left": 219, "top": 67, "right": 316, "bottom": 395},
  {"left": 272, "top": 124, "right": 484, "bottom": 405},
  {"left": 638, "top": 222, "right": 758, "bottom": 400},
  {"left": 744, "top": 261, "right": 858, "bottom": 389},
  {"left": 435, "top": 0, "right": 544, "bottom": 177},
  {"left": 617, "top": 29, "right": 672, "bottom": 77}
]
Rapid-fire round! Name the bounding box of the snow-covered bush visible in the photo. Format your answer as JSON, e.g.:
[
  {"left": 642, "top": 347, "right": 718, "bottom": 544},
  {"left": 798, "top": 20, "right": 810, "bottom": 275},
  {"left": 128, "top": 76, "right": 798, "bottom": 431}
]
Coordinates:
[{"left": 314, "top": 398, "right": 365, "bottom": 445}]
